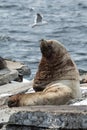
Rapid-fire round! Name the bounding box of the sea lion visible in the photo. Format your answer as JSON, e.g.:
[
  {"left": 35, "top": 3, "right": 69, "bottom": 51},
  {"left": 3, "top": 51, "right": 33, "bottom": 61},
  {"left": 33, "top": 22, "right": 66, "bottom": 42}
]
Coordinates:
[{"left": 8, "top": 39, "right": 81, "bottom": 107}]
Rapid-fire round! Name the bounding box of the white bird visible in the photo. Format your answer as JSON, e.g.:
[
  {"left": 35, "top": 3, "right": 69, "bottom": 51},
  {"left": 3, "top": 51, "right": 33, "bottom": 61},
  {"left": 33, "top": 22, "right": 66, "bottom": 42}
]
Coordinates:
[{"left": 32, "top": 13, "right": 48, "bottom": 28}]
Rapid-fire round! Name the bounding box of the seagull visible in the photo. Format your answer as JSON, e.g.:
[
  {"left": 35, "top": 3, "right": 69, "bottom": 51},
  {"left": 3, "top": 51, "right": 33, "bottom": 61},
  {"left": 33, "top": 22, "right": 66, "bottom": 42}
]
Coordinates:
[
  {"left": 36, "top": 13, "right": 43, "bottom": 23},
  {"left": 32, "top": 13, "right": 48, "bottom": 28}
]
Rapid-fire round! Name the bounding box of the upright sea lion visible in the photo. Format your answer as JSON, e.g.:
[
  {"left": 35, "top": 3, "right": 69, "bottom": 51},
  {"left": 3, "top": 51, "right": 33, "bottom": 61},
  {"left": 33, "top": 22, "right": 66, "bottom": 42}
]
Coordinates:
[{"left": 8, "top": 39, "right": 81, "bottom": 107}]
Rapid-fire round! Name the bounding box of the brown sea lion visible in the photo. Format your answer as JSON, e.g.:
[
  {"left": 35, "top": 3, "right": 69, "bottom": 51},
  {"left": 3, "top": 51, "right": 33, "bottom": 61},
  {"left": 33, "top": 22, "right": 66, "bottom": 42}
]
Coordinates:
[{"left": 8, "top": 39, "right": 81, "bottom": 107}]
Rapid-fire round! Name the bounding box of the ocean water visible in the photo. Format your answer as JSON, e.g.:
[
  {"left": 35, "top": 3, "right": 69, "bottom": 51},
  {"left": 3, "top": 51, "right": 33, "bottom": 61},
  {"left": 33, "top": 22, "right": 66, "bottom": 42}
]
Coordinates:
[{"left": 0, "top": 0, "right": 87, "bottom": 79}]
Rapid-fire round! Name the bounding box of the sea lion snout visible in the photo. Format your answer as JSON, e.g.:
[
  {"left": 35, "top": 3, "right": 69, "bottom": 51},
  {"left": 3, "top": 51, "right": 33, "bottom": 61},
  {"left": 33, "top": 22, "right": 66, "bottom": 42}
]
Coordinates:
[{"left": 40, "top": 39, "right": 53, "bottom": 58}]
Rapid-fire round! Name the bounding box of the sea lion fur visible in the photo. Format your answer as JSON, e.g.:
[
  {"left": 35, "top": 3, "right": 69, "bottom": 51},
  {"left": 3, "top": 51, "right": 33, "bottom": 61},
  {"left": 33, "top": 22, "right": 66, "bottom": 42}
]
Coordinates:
[{"left": 8, "top": 39, "right": 81, "bottom": 107}]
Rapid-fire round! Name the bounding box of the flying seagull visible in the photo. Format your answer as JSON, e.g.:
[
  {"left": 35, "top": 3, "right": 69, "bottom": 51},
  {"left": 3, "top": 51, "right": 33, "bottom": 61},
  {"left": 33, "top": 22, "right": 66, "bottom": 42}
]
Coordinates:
[
  {"left": 32, "top": 13, "right": 47, "bottom": 28},
  {"left": 36, "top": 13, "right": 43, "bottom": 23}
]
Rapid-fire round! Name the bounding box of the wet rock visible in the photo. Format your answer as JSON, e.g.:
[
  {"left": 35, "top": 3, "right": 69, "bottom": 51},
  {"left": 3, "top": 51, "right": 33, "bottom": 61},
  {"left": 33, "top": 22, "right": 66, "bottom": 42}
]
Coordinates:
[
  {"left": 0, "top": 68, "right": 18, "bottom": 85},
  {"left": 5, "top": 59, "right": 31, "bottom": 76},
  {"left": 0, "top": 58, "right": 31, "bottom": 85},
  {"left": 0, "top": 57, "right": 12, "bottom": 86}
]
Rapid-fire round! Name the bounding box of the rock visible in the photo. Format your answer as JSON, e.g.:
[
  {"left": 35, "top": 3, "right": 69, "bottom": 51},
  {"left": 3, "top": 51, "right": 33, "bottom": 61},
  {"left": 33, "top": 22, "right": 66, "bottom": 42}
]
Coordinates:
[
  {"left": 1, "top": 125, "right": 48, "bottom": 130},
  {"left": 0, "top": 80, "right": 33, "bottom": 97},
  {"left": 72, "top": 98, "right": 87, "bottom": 105},
  {"left": 80, "top": 74, "right": 87, "bottom": 84},
  {"left": 14, "top": 73, "right": 23, "bottom": 82},
  {"left": 5, "top": 59, "right": 31, "bottom": 76},
  {"left": 0, "top": 57, "right": 16, "bottom": 85},
  {"left": 1, "top": 125, "right": 45, "bottom": 130},
  {"left": 0, "top": 57, "right": 7, "bottom": 70},
  {"left": 67, "top": 84, "right": 87, "bottom": 105},
  {"left": 0, "top": 105, "right": 87, "bottom": 129},
  {"left": 0, "top": 123, "right": 3, "bottom": 129},
  {"left": 0, "top": 58, "right": 31, "bottom": 86},
  {"left": 0, "top": 68, "right": 18, "bottom": 85}
]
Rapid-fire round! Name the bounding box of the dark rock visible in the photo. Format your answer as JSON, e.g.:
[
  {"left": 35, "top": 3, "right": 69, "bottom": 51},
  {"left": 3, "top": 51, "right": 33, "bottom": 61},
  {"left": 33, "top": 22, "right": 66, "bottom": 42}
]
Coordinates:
[
  {"left": 0, "top": 57, "right": 6, "bottom": 70},
  {"left": 0, "top": 123, "right": 3, "bottom": 129},
  {"left": 0, "top": 69, "right": 18, "bottom": 85},
  {"left": 80, "top": 78, "right": 87, "bottom": 84},
  {"left": 14, "top": 73, "right": 23, "bottom": 82},
  {"left": 2, "top": 125, "right": 49, "bottom": 130},
  {"left": 80, "top": 74, "right": 87, "bottom": 84},
  {"left": 0, "top": 58, "right": 31, "bottom": 85}
]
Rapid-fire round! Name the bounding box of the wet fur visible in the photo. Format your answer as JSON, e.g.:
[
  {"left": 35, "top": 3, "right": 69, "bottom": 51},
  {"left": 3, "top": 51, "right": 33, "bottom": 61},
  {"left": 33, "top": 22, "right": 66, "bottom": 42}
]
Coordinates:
[{"left": 8, "top": 39, "right": 81, "bottom": 107}]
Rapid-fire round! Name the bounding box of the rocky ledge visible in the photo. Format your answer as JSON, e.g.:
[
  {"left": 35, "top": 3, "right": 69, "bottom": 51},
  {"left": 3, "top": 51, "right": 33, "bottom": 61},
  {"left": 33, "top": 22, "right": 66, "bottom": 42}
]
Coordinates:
[
  {"left": 0, "top": 58, "right": 31, "bottom": 85},
  {"left": 5, "top": 59, "right": 31, "bottom": 76},
  {"left": 0, "top": 68, "right": 18, "bottom": 85},
  {"left": 0, "top": 82, "right": 87, "bottom": 130},
  {"left": 0, "top": 105, "right": 87, "bottom": 130},
  {"left": 1, "top": 57, "right": 87, "bottom": 130}
]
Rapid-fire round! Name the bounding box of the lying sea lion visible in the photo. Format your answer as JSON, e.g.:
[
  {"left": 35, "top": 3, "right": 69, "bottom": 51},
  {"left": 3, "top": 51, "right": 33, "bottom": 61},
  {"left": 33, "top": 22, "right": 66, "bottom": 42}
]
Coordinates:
[{"left": 8, "top": 39, "right": 81, "bottom": 107}]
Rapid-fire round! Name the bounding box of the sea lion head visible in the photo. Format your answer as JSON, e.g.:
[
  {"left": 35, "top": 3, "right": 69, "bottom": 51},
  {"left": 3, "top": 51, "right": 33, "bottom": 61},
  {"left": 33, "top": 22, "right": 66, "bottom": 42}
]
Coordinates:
[
  {"left": 33, "top": 39, "right": 79, "bottom": 91},
  {"left": 40, "top": 39, "right": 67, "bottom": 61}
]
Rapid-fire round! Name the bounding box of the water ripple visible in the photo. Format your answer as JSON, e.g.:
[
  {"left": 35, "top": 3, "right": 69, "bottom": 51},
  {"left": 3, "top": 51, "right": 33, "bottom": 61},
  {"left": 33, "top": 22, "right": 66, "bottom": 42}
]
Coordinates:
[
  {"left": 0, "top": 4, "right": 18, "bottom": 9},
  {"left": 0, "top": 0, "right": 87, "bottom": 79},
  {"left": 0, "top": 35, "right": 15, "bottom": 42}
]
